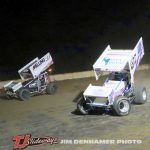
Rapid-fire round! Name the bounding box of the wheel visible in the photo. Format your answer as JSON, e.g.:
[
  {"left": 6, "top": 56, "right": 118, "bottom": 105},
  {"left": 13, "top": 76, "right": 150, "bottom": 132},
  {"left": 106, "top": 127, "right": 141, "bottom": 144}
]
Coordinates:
[
  {"left": 18, "top": 88, "right": 30, "bottom": 101},
  {"left": 46, "top": 82, "right": 57, "bottom": 94},
  {"left": 6, "top": 95, "right": 12, "bottom": 99},
  {"left": 5, "top": 91, "right": 13, "bottom": 100},
  {"left": 112, "top": 96, "right": 131, "bottom": 116},
  {"left": 133, "top": 87, "right": 147, "bottom": 104},
  {"left": 6, "top": 94, "right": 12, "bottom": 100},
  {"left": 77, "top": 96, "right": 92, "bottom": 115}
]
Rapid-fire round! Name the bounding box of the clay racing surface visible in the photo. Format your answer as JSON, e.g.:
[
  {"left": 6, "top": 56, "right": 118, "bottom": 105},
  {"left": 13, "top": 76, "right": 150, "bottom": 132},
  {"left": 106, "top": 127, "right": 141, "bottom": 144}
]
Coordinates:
[{"left": 0, "top": 69, "right": 150, "bottom": 150}]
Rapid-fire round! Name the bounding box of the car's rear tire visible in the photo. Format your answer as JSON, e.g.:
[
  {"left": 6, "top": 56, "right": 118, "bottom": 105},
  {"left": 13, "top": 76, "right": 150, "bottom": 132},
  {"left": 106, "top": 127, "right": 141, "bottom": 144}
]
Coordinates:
[
  {"left": 18, "top": 88, "right": 30, "bottom": 101},
  {"left": 133, "top": 87, "right": 147, "bottom": 104},
  {"left": 46, "top": 82, "right": 57, "bottom": 94},
  {"left": 77, "top": 96, "right": 92, "bottom": 115},
  {"left": 112, "top": 96, "right": 131, "bottom": 116}
]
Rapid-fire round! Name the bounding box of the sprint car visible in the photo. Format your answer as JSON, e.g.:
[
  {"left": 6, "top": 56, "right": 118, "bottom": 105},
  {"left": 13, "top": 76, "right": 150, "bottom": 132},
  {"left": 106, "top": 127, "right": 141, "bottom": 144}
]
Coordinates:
[
  {"left": 4, "top": 52, "right": 57, "bottom": 100},
  {"left": 77, "top": 37, "right": 147, "bottom": 116}
]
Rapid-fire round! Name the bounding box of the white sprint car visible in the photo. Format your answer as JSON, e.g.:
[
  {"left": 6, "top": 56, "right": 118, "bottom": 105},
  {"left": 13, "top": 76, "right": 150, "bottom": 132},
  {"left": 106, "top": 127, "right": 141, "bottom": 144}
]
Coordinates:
[{"left": 77, "top": 37, "right": 147, "bottom": 116}]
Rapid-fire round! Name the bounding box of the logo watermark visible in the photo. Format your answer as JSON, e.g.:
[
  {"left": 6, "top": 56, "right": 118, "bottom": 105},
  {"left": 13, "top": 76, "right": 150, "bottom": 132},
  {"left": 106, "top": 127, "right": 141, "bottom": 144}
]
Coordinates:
[{"left": 12, "top": 134, "right": 58, "bottom": 150}]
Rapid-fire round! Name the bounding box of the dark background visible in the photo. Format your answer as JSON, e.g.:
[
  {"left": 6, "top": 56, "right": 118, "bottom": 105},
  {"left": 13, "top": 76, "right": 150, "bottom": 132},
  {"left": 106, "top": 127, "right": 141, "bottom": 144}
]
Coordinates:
[{"left": 0, "top": 0, "right": 150, "bottom": 80}]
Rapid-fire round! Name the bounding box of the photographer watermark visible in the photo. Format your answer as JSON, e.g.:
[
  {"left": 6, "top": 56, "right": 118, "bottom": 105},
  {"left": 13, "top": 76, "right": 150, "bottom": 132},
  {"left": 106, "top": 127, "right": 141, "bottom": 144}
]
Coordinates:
[{"left": 60, "top": 139, "right": 142, "bottom": 145}]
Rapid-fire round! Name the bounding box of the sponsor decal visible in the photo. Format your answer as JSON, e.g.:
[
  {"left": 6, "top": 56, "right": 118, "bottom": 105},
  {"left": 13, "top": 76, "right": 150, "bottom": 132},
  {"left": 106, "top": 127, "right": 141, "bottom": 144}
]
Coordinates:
[
  {"left": 103, "top": 58, "right": 110, "bottom": 65},
  {"left": 29, "top": 83, "right": 37, "bottom": 88},
  {"left": 136, "top": 41, "right": 143, "bottom": 67},
  {"left": 33, "top": 54, "right": 50, "bottom": 70},
  {"left": 130, "top": 54, "right": 136, "bottom": 70},
  {"left": 138, "top": 41, "right": 142, "bottom": 56},
  {"left": 103, "top": 58, "right": 124, "bottom": 65},
  {"left": 33, "top": 58, "right": 46, "bottom": 70}
]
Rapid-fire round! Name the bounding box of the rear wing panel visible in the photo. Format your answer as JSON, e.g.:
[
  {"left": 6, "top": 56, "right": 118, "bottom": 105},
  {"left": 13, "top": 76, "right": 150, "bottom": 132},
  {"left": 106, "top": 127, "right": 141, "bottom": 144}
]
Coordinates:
[
  {"left": 18, "top": 57, "right": 39, "bottom": 80},
  {"left": 29, "top": 52, "right": 53, "bottom": 78},
  {"left": 129, "top": 37, "right": 144, "bottom": 81}
]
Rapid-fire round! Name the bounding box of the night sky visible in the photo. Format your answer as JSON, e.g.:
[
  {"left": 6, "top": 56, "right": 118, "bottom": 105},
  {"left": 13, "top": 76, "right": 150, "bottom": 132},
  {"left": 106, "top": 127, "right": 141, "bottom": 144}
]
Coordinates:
[{"left": 0, "top": 0, "right": 150, "bottom": 80}]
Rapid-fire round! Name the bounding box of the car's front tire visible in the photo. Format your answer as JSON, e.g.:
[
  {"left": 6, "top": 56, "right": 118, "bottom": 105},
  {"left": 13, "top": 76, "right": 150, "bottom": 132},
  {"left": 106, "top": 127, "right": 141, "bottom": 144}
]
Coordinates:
[
  {"left": 77, "top": 96, "right": 92, "bottom": 115},
  {"left": 18, "top": 88, "right": 30, "bottom": 101}
]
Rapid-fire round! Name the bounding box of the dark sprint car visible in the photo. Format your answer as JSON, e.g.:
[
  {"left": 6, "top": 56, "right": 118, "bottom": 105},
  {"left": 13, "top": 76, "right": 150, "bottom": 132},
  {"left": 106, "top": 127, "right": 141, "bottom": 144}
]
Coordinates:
[{"left": 4, "top": 52, "right": 57, "bottom": 100}]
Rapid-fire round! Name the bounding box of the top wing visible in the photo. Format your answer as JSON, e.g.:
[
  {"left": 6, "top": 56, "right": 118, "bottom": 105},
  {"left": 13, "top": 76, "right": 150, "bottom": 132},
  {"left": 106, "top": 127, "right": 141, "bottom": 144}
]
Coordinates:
[
  {"left": 18, "top": 52, "right": 53, "bottom": 80},
  {"left": 93, "top": 37, "right": 144, "bottom": 80}
]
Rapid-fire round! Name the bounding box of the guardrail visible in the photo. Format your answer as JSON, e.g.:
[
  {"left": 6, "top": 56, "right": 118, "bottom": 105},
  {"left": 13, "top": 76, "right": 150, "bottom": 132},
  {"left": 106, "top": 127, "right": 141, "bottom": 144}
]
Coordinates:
[{"left": 0, "top": 64, "right": 150, "bottom": 88}]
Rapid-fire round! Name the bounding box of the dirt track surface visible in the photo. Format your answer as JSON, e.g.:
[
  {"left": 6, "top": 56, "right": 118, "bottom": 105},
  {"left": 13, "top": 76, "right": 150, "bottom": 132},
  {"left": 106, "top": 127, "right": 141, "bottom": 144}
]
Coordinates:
[{"left": 0, "top": 70, "right": 150, "bottom": 150}]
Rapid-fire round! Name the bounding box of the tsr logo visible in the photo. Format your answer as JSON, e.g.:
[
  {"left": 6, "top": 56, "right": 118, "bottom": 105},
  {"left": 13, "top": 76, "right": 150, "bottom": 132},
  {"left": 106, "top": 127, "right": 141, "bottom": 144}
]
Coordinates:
[{"left": 12, "top": 135, "right": 30, "bottom": 150}]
